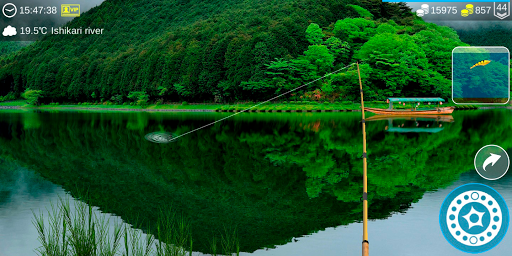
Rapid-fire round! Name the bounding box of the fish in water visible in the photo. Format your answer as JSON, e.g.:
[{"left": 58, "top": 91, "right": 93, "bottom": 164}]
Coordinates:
[{"left": 470, "top": 60, "right": 491, "bottom": 69}]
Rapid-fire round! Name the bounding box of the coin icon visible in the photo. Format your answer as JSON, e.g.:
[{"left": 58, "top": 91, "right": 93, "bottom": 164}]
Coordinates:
[
  {"left": 466, "top": 4, "right": 474, "bottom": 14},
  {"left": 440, "top": 183, "right": 509, "bottom": 253},
  {"left": 421, "top": 4, "right": 429, "bottom": 14}
]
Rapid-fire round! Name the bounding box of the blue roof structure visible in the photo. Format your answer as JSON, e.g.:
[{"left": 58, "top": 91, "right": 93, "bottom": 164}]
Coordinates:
[{"left": 388, "top": 98, "right": 445, "bottom": 102}]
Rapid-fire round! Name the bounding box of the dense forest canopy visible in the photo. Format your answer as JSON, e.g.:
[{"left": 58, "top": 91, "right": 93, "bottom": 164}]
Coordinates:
[
  {"left": 0, "top": 42, "right": 31, "bottom": 57},
  {"left": 0, "top": 0, "right": 468, "bottom": 104},
  {"left": 457, "top": 27, "right": 512, "bottom": 52}
]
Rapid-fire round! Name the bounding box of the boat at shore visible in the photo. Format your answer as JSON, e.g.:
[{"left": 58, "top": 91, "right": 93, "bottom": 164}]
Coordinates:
[
  {"left": 365, "top": 106, "right": 455, "bottom": 115},
  {"left": 365, "top": 97, "right": 454, "bottom": 115}
]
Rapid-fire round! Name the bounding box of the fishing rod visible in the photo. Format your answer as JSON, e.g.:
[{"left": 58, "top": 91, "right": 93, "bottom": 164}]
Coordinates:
[{"left": 357, "top": 62, "right": 369, "bottom": 256}]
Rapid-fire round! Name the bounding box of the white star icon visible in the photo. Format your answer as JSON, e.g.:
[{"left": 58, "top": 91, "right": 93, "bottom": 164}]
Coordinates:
[{"left": 462, "top": 206, "right": 486, "bottom": 229}]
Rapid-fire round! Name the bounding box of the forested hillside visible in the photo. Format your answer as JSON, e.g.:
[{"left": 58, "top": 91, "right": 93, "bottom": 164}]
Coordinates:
[
  {"left": 0, "top": 0, "right": 465, "bottom": 104},
  {"left": 457, "top": 28, "right": 512, "bottom": 52},
  {"left": 0, "top": 42, "right": 31, "bottom": 57}
]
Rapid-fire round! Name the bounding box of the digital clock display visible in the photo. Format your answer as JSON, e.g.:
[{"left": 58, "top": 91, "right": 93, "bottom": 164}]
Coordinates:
[{"left": 19, "top": 6, "right": 58, "bottom": 15}]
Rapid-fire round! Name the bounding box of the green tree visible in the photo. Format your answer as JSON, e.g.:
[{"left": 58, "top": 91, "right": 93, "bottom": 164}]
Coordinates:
[
  {"left": 376, "top": 23, "right": 396, "bottom": 34},
  {"left": 110, "top": 94, "right": 123, "bottom": 104},
  {"left": 347, "top": 4, "right": 374, "bottom": 18},
  {"left": 356, "top": 33, "right": 430, "bottom": 98},
  {"left": 305, "top": 23, "right": 324, "bottom": 45},
  {"left": 333, "top": 18, "right": 376, "bottom": 45},
  {"left": 302, "top": 45, "right": 335, "bottom": 75},
  {"left": 412, "top": 28, "right": 468, "bottom": 78},
  {"left": 127, "top": 91, "right": 148, "bottom": 106},
  {"left": 21, "top": 89, "right": 43, "bottom": 105},
  {"left": 324, "top": 37, "right": 350, "bottom": 65}
]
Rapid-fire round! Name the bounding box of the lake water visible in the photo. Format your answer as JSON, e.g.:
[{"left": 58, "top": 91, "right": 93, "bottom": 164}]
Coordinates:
[{"left": 0, "top": 109, "right": 511, "bottom": 255}]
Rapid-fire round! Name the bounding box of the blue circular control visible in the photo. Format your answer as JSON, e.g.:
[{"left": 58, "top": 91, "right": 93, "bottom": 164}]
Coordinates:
[{"left": 440, "top": 183, "right": 509, "bottom": 254}]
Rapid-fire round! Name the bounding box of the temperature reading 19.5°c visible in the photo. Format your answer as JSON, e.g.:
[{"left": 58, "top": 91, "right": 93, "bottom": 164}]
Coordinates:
[
  {"left": 20, "top": 27, "right": 49, "bottom": 35},
  {"left": 430, "top": 6, "right": 458, "bottom": 14}
]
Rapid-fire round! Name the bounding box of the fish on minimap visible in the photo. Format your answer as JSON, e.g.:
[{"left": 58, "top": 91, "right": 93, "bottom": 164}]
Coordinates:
[{"left": 470, "top": 60, "right": 491, "bottom": 69}]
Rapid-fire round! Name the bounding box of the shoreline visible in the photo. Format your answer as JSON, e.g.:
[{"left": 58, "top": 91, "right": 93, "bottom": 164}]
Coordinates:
[
  {"left": 36, "top": 107, "right": 216, "bottom": 112},
  {"left": 1, "top": 103, "right": 510, "bottom": 113},
  {"left": 0, "top": 105, "right": 351, "bottom": 112}
]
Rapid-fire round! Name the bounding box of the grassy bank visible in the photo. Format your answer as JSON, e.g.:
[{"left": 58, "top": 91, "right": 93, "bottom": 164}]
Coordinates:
[
  {"left": 33, "top": 195, "right": 240, "bottom": 256},
  {"left": 0, "top": 100, "right": 500, "bottom": 112}
]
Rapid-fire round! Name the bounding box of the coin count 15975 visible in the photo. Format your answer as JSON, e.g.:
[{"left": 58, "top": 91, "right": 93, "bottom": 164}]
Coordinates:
[
  {"left": 429, "top": 6, "right": 458, "bottom": 15},
  {"left": 19, "top": 6, "right": 57, "bottom": 15}
]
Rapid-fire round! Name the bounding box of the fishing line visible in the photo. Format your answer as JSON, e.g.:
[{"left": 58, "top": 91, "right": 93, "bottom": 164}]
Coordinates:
[{"left": 166, "top": 62, "right": 359, "bottom": 142}]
